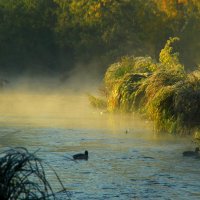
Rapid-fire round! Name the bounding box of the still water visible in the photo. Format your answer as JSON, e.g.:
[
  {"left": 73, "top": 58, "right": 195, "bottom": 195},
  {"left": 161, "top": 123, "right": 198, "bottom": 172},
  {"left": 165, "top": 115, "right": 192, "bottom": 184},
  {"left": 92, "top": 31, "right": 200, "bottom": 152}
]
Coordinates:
[{"left": 0, "top": 93, "right": 199, "bottom": 199}]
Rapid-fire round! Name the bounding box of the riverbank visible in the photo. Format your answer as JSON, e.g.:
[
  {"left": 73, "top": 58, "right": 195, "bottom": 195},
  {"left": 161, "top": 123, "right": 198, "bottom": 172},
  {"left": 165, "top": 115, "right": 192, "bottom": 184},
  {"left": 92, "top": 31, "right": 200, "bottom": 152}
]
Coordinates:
[{"left": 89, "top": 38, "right": 200, "bottom": 136}]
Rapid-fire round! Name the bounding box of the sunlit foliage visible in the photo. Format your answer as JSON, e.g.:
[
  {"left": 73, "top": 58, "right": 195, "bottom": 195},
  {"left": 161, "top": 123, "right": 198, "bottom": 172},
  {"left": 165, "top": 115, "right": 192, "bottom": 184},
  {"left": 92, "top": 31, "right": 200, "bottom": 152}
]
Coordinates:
[
  {"left": 154, "top": 0, "right": 200, "bottom": 68},
  {"left": 134, "top": 38, "right": 199, "bottom": 134},
  {"left": 104, "top": 56, "right": 156, "bottom": 91},
  {"left": 91, "top": 37, "right": 200, "bottom": 135},
  {"left": 0, "top": 0, "right": 200, "bottom": 73}
]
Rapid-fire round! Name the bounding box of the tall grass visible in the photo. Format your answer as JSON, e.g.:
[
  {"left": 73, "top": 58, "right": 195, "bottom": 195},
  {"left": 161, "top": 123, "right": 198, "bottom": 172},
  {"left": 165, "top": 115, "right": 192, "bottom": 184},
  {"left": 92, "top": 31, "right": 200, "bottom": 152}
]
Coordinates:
[
  {"left": 134, "top": 38, "right": 200, "bottom": 134},
  {"left": 107, "top": 73, "right": 148, "bottom": 112},
  {"left": 0, "top": 147, "right": 70, "bottom": 200},
  {"left": 104, "top": 56, "right": 156, "bottom": 91},
  {"left": 89, "top": 37, "right": 200, "bottom": 135},
  {"left": 89, "top": 55, "right": 155, "bottom": 111}
]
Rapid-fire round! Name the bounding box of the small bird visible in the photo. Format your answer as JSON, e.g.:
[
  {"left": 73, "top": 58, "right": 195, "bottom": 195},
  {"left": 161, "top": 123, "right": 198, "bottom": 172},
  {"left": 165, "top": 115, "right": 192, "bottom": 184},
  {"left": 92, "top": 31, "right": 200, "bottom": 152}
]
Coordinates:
[
  {"left": 73, "top": 150, "right": 88, "bottom": 160},
  {"left": 182, "top": 147, "right": 200, "bottom": 157}
]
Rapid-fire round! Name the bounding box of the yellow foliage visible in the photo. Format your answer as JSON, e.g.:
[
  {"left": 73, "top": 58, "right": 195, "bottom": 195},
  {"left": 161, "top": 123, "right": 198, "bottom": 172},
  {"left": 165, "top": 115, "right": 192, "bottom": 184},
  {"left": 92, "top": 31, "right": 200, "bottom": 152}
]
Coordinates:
[{"left": 91, "top": 37, "right": 200, "bottom": 134}]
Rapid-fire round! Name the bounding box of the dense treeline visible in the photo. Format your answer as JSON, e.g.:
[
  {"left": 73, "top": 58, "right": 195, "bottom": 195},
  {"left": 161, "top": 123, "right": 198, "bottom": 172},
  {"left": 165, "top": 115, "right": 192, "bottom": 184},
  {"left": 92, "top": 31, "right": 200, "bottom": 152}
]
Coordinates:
[{"left": 0, "top": 0, "right": 200, "bottom": 76}]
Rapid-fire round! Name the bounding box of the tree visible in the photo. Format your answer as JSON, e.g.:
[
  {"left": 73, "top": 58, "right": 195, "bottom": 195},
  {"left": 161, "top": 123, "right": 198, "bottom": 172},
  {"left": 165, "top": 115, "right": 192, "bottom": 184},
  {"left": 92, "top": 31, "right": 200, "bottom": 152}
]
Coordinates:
[{"left": 0, "top": 0, "right": 58, "bottom": 74}]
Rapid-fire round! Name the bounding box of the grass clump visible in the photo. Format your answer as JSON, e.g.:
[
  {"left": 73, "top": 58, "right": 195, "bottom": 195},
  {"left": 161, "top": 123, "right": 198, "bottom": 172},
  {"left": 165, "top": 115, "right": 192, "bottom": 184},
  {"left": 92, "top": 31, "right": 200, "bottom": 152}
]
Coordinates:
[
  {"left": 107, "top": 73, "right": 148, "bottom": 112},
  {"left": 173, "top": 71, "right": 200, "bottom": 133},
  {"left": 134, "top": 38, "right": 200, "bottom": 134},
  {"left": 104, "top": 56, "right": 156, "bottom": 91},
  {"left": 103, "top": 56, "right": 156, "bottom": 112},
  {"left": 134, "top": 66, "right": 186, "bottom": 110},
  {"left": 89, "top": 55, "right": 155, "bottom": 112},
  {"left": 89, "top": 37, "right": 200, "bottom": 135},
  {"left": 134, "top": 68, "right": 200, "bottom": 134},
  {"left": 0, "top": 147, "right": 69, "bottom": 200}
]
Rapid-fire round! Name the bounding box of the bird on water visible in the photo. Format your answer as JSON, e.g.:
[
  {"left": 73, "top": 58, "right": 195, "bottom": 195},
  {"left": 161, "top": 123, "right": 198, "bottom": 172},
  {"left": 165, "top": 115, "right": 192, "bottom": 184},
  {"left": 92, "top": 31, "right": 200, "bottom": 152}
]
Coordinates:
[
  {"left": 73, "top": 150, "right": 88, "bottom": 160},
  {"left": 182, "top": 147, "right": 199, "bottom": 157}
]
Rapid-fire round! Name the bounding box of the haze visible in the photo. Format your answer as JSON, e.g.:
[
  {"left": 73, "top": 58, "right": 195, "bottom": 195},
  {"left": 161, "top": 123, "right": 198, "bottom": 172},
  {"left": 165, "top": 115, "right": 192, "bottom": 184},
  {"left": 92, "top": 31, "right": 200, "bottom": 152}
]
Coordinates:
[{"left": 0, "top": 76, "right": 149, "bottom": 134}]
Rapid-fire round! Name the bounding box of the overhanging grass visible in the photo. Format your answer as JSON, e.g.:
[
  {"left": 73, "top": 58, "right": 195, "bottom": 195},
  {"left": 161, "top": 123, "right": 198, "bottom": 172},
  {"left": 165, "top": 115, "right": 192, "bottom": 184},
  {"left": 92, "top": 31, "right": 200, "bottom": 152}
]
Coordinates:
[
  {"left": 107, "top": 73, "right": 148, "bottom": 112},
  {"left": 89, "top": 37, "right": 200, "bottom": 135},
  {"left": 0, "top": 147, "right": 70, "bottom": 200}
]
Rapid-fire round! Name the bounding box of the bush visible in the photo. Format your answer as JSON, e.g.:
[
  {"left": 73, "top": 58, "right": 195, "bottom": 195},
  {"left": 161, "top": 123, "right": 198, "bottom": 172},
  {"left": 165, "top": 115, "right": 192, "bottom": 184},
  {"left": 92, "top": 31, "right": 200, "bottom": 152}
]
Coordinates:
[{"left": 103, "top": 56, "right": 156, "bottom": 112}]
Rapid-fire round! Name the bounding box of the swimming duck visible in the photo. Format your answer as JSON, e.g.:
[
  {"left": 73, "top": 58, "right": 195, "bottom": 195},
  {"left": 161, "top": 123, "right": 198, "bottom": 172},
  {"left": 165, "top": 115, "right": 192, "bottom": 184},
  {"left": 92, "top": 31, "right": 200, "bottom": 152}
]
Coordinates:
[
  {"left": 73, "top": 150, "right": 88, "bottom": 160},
  {"left": 182, "top": 147, "right": 199, "bottom": 157}
]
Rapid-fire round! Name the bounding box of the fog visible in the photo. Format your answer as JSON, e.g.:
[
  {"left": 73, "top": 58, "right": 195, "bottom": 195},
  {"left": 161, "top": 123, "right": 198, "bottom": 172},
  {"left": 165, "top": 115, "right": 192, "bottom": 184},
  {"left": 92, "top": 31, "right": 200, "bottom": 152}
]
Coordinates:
[{"left": 0, "top": 74, "right": 154, "bottom": 136}]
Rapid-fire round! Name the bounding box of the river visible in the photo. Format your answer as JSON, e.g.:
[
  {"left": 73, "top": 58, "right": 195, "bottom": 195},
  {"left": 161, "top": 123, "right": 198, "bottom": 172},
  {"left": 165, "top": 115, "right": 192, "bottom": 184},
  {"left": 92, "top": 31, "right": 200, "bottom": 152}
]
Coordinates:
[{"left": 0, "top": 92, "right": 199, "bottom": 199}]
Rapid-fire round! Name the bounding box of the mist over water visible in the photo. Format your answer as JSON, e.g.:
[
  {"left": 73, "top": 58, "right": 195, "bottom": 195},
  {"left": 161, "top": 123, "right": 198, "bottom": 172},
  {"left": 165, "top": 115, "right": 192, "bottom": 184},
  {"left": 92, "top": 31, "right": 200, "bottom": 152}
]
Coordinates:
[
  {"left": 0, "top": 90, "right": 149, "bottom": 131},
  {"left": 0, "top": 78, "right": 200, "bottom": 199},
  {"left": 0, "top": 74, "right": 145, "bottom": 130}
]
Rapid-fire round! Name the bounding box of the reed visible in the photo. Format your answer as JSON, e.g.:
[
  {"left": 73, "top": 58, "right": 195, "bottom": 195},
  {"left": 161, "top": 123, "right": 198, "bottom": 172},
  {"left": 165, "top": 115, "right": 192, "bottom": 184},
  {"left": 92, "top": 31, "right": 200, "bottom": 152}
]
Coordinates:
[
  {"left": 89, "top": 37, "right": 200, "bottom": 134},
  {"left": 0, "top": 147, "right": 70, "bottom": 200},
  {"left": 134, "top": 38, "right": 200, "bottom": 134},
  {"left": 104, "top": 56, "right": 156, "bottom": 92},
  {"left": 103, "top": 56, "right": 156, "bottom": 112}
]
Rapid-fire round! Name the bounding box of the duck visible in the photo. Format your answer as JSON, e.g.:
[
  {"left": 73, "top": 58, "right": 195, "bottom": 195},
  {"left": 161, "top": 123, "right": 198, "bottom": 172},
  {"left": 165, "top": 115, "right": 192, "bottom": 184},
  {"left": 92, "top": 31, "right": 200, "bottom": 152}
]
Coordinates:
[
  {"left": 182, "top": 147, "right": 199, "bottom": 157},
  {"left": 73, "top": 150, "right": 88, "bottom": 160}
]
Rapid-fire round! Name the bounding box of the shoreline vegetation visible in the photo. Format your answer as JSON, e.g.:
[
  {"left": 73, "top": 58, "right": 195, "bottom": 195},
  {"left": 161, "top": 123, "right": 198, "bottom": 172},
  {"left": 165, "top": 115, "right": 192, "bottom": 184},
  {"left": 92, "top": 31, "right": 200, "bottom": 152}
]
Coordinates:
[
  {"left": 0, "top": 147, "right": 70, "bottom": 200},
  {"left": 89, "top": 37, "right": 200, "bottom": 137}
]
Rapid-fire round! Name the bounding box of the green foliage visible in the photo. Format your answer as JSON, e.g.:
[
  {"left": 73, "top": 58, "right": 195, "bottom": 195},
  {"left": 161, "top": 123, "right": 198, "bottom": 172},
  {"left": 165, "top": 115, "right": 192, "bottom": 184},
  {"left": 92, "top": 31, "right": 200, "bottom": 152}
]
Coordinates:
[
  {"left": 102, "top": 56, "right": 155, "bottom": 112},
  {"left": 155, "top": 0, "right": 200, "bottom": 69},
  {"left": 0, "top": 0, "right": 58, "bottom": 73},
  {"left": 104, "top": 56, "right": 156, "bottom": 91},
  {"left": 145, "top": 85, "right": 176, "bottom": 133},
  {"left": 159, "top": 37, "right": 180, "bottom": 66},
  {"left": 135, "top": 67, "right": 200, "bottom": 134},
  {"left": 149, "top": 71, "right": 200, "bottom": 134},
  {"left": 107, "top": 73, "right": 148, "bottom": 112},
  {"left": 133, "top": 40, "right": 199, "bottom": 134},
  {"left": 134, "top": 66, "right": 186, "bottom": 112},
  {"left": 94, "top": 37, "right": 200, "bottom": 135},
  {"left": 1, "top": 0, "right": 200, "bottom": 73},
  {"left": 173, "top": 72, "right": 200, "bottom": 128}
]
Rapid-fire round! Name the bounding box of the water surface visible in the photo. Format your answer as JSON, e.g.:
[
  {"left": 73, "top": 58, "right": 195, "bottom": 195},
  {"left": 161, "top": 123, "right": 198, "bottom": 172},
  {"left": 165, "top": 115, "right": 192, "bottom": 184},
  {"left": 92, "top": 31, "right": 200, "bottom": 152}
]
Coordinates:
[{"left": 0, "top": 93, "right": 199, "bottom": 199}]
